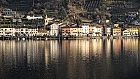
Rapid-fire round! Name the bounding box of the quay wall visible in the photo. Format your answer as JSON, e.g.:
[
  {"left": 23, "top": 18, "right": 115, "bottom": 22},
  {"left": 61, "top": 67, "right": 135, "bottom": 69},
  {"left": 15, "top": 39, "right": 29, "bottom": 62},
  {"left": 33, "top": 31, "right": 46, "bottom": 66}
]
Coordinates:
[{"left": 0, "top": 36, "right": 139, "bottom": 40}]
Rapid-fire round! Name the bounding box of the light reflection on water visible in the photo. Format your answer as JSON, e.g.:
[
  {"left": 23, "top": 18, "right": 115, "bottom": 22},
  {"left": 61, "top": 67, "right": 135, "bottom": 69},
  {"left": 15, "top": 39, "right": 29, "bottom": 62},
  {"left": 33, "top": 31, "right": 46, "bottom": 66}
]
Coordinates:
[{"left": 0, "top": 39, "right": 140, "bottom": 79}]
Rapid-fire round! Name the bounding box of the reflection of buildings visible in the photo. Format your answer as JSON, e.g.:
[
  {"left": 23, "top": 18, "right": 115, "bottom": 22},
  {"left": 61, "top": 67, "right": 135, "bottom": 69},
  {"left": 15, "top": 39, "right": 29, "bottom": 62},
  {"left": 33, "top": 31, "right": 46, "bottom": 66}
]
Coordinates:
[
  {"left": 106, "top": 39, "right": 111, "bottom": 58},
  {"left": 139, "top": 39, "right": 140, "bottom": 69},
  {"left": 92, "top": 39, "right": 103, "bottom": 56},
  {"left": 113, "top": 39, "right": 121, "bottom": 56},
  {"left": 67, "top": 40, "right": 87, "bottom": 79},
  {"left": 0, "top": 39, "right": 140, "bottom": 79},
  {"left": 45, "top": 41, "right": 49, "bottom": 67},
  {"left": 123, "top": 39, "right": 138, "bottom": 54},
  {"left": 89, "top": 40, "right": 93, "bottom": 58},
  {"left": 0, "top": 40, "right": 46, "bottom": 78},
  {"left": 49, "top": 40, "right": 60, "bottom": 62},
  {"left": 80, "top": 40, "right": 89, "bottom": 60}
]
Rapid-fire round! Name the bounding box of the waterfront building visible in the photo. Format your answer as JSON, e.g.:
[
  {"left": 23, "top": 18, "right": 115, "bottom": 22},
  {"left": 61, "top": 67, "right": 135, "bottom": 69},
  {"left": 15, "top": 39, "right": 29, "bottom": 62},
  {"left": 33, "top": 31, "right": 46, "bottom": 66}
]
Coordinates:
[
  {"left": 122, "top": 29, "right": 131, "bottom": 36},
  {"left": 70, "top": 27, "right": 83, "bottom": 36},
  {"left": 112, "top": 27, "right": 122, "bottom": 36},
  {"left": 15, "top": 27, "right": 38, "bottom": 37},
  {"left": 89, "top": 25, "right": 94, "bottom": 37},
  {"left": 92, "top": 25, "right": 103, "bottom": 36},
  {"left": 61, "top": 26, "right": 70, "bottom": 36},
  {"left": 104, "top": 27, "right": 111, "bottom": 36},
  {"left": 38, "top": 28, "right": 48, "bottom": 36},
  {"left": 127, "top": 27, "right": 139, "bottom": 36},
  {"left": 81, "top": 24, "right": 89, "bottom": 36},
  {"left": 47, "top": 23, "right": 59, "bottom": 36},
  {"left": 0, "top": 28, "right": 16, "bottom": 37}
]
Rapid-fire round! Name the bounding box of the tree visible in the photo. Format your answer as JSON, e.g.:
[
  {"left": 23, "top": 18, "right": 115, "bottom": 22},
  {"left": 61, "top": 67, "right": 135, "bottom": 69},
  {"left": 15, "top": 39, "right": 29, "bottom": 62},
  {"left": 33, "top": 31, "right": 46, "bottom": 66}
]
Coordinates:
[
  {"left": 58, "top": 6, "right": 67, "bottom": 20},
  {"left": 75, "top": 18, "right": 82, "bottom": 26},
  {"left": 63, "top": 0, "right": 69, "bottom": 9}
]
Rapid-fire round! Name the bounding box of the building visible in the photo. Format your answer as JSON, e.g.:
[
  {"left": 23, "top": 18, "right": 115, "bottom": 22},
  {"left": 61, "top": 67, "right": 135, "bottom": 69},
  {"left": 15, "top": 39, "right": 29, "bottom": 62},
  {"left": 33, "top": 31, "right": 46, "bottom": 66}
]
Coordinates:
[
  {"left": 2, "top": 16, "right": 13, "bottom": 25},
  {"left": 122, "top": 29, "right": 131, "bottom": 36},
  {"left": 61, "top": 26, "right": 70, "bottom": 36},
  {"left": 44, "top": 15, "right": 48, "bottom": 26},
  {"left": 112, "top": 27, "right": 122, "bottom": 36},
  {"left": 81, "top": 24, "right": 89, "bottom": 36},
  {"left": 61, "top": 26, "right": 83, "bottom": 37},
  {"left": 0, "top": 28, "right": 16, "bottom": 37},
  {"left": 38, "top": 28, "right": 48, "bottom": 36},
  {"left": 104, "top": 27, "right": 111, "bottom": 36},
  {"left": 70, "top": 27, "right": 82, "bottom": 36},
  {"left": 26, "top": 16, "right": 43, "bottom": 20},
  {"left": 89, "top": 25, "right": 94, "bottom": 37},
  {"left": 47, "top": 23, "right": 59, "bottom": 36},
  {"left": 128, "top": 12, "right": 138, "bottom": 18},
  {"left": 131, "top": 20, "right": 140, "bottom": 25},
  {"left": 6, "top": 9, "right": 16, "bottom": 16},
  {"left": 15, "top": 27, "right": 38, "bottom": 37},
  {"left": 92, "top": 25, "right": 103, "bottom": 36},
  {"left": 128, "top": 27, "right": 139, "bottom": 36}
]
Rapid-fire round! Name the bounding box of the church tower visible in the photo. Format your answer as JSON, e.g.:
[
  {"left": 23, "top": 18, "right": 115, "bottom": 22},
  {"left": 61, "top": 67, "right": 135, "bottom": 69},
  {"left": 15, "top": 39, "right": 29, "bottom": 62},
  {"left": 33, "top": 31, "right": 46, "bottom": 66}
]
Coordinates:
[{"left": 45, "top": 15, "right": 48, "bottom": 26}]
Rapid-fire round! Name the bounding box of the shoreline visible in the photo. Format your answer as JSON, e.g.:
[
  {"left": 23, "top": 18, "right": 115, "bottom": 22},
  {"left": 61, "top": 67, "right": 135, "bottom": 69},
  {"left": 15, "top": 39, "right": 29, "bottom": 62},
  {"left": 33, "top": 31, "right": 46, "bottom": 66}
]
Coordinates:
[{"left": 0, "top": 36, "right": 139, "bottom": 40}]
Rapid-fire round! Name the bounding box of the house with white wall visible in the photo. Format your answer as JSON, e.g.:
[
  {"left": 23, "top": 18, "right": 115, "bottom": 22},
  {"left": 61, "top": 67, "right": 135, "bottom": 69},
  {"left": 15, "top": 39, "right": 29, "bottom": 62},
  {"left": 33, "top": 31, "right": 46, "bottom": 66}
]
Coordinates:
[
  {"left": 104, "top": 27, "right": 111, "bottom": 36},
  {"left": 92, "top": 25, "right": 103, "bottom": 36},
  {"left": 15, "top": 27, "right": 38, "bottom": 37},
  {"left": 70, "top": 27, "right": 83, "bottom": 36},
  {"left": 0, "top": 28, "right": 16, "bottom": 37},
  {"left": 122, "top": 29, "right": 131, "bottom": 36},
  {"left": 47, "top": 23, "right": 59, "bottom": 36},
  {"left": 81, "top": 24, "right": 89, "bottom": 36}
]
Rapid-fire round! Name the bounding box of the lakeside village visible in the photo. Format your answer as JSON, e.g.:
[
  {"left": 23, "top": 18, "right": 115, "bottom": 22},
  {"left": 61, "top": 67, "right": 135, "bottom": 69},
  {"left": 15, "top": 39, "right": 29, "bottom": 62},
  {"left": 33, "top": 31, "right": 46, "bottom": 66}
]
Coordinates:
[{"left": 0, "top": 9, "right": 140, "bottom": 40}]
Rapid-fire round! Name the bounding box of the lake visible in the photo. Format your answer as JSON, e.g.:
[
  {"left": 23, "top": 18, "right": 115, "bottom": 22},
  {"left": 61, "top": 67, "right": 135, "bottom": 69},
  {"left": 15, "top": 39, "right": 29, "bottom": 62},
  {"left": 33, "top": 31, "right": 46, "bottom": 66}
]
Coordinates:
[{"left": 0, "top": 39, "right": 140, "bottom": 79}]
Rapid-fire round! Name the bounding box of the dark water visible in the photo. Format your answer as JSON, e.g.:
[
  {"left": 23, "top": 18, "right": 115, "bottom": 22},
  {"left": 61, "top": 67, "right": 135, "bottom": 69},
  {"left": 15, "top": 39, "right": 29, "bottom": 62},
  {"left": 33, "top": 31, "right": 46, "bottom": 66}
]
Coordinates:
[{"left": 0, "top": 39, "right": 140, "bottom": 79}]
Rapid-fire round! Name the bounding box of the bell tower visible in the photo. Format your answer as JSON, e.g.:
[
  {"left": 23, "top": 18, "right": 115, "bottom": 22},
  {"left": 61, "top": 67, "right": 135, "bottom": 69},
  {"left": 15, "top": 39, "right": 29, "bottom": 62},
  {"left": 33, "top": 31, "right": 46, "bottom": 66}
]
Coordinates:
[{"left": 45, "top": 15, "right": 48, "bottom": 26}]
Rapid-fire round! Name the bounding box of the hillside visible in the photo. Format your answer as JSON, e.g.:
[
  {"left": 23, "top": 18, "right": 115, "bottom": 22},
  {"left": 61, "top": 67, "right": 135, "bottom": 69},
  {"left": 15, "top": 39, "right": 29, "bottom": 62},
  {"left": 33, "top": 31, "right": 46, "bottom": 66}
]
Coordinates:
[{"left": 0, "top": 0, "right": 140, "bottom": 24}]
